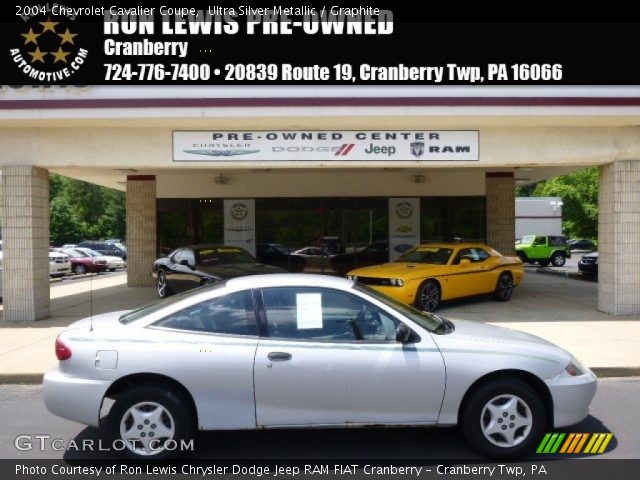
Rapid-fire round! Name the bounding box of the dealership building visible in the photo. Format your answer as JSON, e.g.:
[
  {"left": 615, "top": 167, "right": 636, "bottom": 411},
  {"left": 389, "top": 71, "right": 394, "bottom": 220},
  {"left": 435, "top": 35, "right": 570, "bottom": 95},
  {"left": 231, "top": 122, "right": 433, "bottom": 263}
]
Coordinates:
[{"left": 0, "top": 86, "right": 639, "bottom": 321}]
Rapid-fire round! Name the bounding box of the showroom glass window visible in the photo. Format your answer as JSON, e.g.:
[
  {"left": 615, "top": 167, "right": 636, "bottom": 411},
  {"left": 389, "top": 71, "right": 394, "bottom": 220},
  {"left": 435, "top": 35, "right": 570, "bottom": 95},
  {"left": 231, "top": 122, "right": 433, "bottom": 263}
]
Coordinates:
[
  {"left": 261, "top": 287, "right": 398, "bottom": 342},
  {"left": 152, "top": 290, "right": 257, "bottom": 335}
]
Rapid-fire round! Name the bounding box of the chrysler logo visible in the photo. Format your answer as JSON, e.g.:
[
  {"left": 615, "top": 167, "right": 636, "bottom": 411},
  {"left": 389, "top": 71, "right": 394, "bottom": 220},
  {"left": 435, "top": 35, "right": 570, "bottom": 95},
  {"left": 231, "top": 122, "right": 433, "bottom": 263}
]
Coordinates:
[
  {"left": 229, "top": 203, "right": 249, "bottom": 221},
  {"left": 395, "top": 201, "right": 413, "bottom": 219}
]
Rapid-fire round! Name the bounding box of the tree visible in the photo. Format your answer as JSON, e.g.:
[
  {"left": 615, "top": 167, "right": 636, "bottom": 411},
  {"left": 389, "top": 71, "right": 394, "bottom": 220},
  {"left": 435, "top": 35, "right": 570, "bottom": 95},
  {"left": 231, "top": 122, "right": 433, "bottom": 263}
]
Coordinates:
[
  {"left": 517, "top": 167, "right": 599, "bottom": 239},
  {"left": 49, "top": 174, "right": 126, "bottom": 245}
]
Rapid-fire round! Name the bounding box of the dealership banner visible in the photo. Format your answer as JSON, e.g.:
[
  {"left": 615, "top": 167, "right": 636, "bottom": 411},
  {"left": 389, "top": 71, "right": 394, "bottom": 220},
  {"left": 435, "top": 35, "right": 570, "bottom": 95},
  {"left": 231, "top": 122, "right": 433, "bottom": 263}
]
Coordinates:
[
  {"left": 173, "top": 131, "right": 478, "bottom": 162},
  {"left": 389, "top": 198, "right": 420, "bottom": 261},
  {"left": 223, "top": 199, "right": 256, "bottom": 256}
]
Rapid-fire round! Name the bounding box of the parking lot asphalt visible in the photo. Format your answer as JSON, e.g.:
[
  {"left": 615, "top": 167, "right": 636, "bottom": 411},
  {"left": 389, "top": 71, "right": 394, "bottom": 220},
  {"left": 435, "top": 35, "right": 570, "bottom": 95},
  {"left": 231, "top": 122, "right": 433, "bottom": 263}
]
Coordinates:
[{"left": 0, "top": 269, "right": 638, "bottom": 383}]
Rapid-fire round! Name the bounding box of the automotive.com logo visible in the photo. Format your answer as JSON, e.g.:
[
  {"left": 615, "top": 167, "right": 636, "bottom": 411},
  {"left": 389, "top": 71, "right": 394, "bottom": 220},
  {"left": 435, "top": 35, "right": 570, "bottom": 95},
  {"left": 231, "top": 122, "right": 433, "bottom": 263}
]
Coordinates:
[
  {"left": 10, "top": 5, "right": 88, "bottom": 82},
  {"left": 537, "top": 432, "right": 613, "bottom": 454}
]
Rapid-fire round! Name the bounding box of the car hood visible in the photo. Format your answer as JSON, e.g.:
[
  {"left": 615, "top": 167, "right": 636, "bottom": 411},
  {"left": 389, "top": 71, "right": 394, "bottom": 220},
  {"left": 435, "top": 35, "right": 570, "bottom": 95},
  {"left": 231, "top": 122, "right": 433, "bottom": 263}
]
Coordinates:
[
  {"left": 431, "top": 319, "right": 572, "bottom": 372},
  {"left": 199, "top": 263, "right": 287, "bottom": 279},
  {"left": 349, "top": 262, "right": 448, "bottom": 279},
  {"left": 582, "top": 252, "right": 598, "bottom": 259}
]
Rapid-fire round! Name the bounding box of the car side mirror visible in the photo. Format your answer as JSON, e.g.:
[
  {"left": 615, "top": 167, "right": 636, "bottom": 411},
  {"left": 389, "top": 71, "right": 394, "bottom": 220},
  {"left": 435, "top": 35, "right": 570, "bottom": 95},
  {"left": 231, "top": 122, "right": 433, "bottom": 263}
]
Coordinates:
[
  {"left": 396, "top": 324, "right": 411, "bottom": 343},
  {"left": 180, "top": 259, "right": 195, "bottom": 269}
]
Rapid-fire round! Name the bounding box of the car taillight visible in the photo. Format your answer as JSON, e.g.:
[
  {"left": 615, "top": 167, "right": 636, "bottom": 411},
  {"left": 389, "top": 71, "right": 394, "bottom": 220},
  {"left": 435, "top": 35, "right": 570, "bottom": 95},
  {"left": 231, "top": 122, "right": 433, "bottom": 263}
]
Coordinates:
[{"left": 55, "top": 336, "right": 72, "bottom": 361}]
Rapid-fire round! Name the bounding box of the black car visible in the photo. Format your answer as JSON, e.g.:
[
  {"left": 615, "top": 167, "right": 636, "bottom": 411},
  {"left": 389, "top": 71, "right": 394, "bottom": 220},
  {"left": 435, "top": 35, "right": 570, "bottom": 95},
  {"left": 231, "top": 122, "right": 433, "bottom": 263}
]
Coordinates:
[
  {"left": 570, "top": 239, "right": 597, "bottom": 251},
  {"left": 152, "top": 244, "right": 286, "bottom": 298},
  {"left": 578, "top": 251, "right": 598, "bottom": 275},
  {"left": 256, "top": 244, "right": 306, "bottom": 272},
  {"left": 78, "top": 241, "right": 127, "bottom": 260},
  {"left": 330, "top": 242, "right": 390, "bottom": 276}
]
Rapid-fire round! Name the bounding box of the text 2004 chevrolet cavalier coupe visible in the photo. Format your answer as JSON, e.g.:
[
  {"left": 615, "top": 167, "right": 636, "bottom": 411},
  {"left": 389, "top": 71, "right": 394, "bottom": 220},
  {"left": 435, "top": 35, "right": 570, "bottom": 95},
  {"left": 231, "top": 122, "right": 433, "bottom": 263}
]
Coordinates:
[{"left": 44, "top": 274, "right": 596, "bottom": 459}]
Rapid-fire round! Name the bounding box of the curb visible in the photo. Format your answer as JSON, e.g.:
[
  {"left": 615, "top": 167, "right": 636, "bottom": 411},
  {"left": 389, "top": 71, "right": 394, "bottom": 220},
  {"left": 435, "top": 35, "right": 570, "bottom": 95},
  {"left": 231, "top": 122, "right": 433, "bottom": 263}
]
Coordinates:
[
  {"left": 2, "top": 368, "right": 639, "bottom": 385},
  {"left": 534, "top": 268, "right": 597, "bottom": 282},
  {"left": 49, "top": 273, "right": 100, "bottom": 284}
]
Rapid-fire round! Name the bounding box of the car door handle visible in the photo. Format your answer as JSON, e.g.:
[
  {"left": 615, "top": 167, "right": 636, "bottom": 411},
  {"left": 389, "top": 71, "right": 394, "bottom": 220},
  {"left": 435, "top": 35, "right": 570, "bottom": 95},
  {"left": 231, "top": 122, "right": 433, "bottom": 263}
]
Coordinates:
[{"left": 267, "top": 352, "right": 292, "bottom": 361}]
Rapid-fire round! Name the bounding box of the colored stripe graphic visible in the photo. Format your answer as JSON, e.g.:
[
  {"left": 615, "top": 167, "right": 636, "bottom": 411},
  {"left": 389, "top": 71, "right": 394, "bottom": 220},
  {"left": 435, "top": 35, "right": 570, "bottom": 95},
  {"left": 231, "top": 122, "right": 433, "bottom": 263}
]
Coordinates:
[{"left": 538, "top": 432, "right": 612, "bottom": 454}]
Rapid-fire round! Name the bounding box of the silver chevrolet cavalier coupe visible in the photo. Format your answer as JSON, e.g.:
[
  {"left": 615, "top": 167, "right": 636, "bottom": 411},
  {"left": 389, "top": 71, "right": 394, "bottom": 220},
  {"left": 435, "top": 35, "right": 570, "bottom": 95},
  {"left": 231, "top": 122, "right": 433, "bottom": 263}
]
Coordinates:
[{"left": 44, "top": 274, "right": 596, "bottom": 459}]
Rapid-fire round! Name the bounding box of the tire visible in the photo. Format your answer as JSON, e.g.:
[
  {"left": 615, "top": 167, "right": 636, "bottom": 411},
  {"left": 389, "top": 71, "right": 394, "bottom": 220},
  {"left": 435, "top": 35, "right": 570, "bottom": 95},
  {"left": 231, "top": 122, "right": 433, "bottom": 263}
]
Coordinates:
[
  {"left": 537, "top": 260, "right": 550, "bottom": 267},
  {"left": 107, "top": 385, "right": 195, "bottom": 460},
  {"left": 74, "top": 264, "right": 87, "bottom": 275},
  {"left": 109, "top": 268, "right": 116, "bottom": 272},
  {"left": 157, "top": 271, "right": 173, "bottom": 298},
  {"left": 493, "top": 272, "right": 514, "bottom": 302},
  {"left": 415, "top": 280, "right": 441, "bottom": 312},
  {"left": 551, "top": 252, "right": 566, "bottom": 267},
  {"left": 461, "top": 378, "right": 546, "bottom": 459}
]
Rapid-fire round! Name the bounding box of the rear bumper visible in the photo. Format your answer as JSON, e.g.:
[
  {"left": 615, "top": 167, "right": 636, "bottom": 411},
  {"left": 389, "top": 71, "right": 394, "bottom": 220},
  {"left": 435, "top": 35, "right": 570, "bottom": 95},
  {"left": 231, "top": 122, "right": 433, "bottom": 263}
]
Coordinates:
[
  {"left": 43, "top": 369, "right": 112, "bottom": 428},
  {"left": 546, "top": 369, "right": 597, "bottom": 428}
]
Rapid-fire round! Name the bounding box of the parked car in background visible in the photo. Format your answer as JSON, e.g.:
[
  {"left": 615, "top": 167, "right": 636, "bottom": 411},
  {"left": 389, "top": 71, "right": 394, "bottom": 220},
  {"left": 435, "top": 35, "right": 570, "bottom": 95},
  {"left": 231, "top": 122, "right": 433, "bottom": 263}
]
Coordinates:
[
  {"left": 348, "top": 243, "right": 524, "bottom": 312},
  {"left": 293, "top": 246, "right": 335, "bottom": 269},
  {"left": 44, "top": 274, "right": 597, "bottom": 460},
  {"left": 77, "top": 241, "right": 127, "bottom": 261},
  {"left": 152, "top": 244, "right": 286, "bottom": 298},
  {"left": 49, "top": 251, "right": 71, "bottom": 277},
  {"left": 569, "top": 239, "right": 597, "bottom": 251},
  {"left": 331, "top": 242, "right": 390, "bottom": 276},
  {"left": 256, "top": 244, "right": 305, "bottom": 272},
  {"left": 515, "top": 235, "right": 571, "bottom": 267},
  {"left": 61, "top": 248, "right": 108, "bottom": 275},
  {"left": 75, "top": 247, "right": 126, "bottom": 272},
  {"left": 578, "top": 252, "right": 598, "bottom": 276}
]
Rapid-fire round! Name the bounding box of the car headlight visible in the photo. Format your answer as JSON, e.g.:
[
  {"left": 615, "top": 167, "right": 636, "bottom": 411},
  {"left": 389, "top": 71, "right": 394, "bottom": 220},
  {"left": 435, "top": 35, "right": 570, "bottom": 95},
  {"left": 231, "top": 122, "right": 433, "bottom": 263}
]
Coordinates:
[
  {"left": 565, "top": 356, "right": 586, "bottom": 376},
  {"left": 389, "top": 278, "right": 405, "bottom": 286}
]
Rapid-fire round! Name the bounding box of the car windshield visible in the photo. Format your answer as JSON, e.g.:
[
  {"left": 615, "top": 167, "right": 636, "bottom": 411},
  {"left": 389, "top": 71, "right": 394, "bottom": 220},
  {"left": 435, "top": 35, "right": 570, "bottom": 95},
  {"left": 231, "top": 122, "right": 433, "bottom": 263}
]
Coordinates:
[
  {"left": 521, "top": 235, "right": 535, "bottom": 244},
  {"left": 119, "top": 282, "right": 226, "bottom": 324},
  {"left": 396, "top": 247, "right": 453, "bottom": 265},
  {"left": 354, "top": 283, "right": 442, "bottom": 332},
  {"left": 196, "top": 247, "right": 255, "bottom": 265}
]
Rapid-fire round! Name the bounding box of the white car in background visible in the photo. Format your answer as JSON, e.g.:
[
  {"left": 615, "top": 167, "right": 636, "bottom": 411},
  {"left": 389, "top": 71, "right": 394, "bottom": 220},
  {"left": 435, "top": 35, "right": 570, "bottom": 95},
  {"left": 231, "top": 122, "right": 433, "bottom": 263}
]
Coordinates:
[
  {"left": 49, "top": 251, "right": 71, "bottom": 277},
  {"left": 75, "top": 247, "right": 126, "bottom": 271}
]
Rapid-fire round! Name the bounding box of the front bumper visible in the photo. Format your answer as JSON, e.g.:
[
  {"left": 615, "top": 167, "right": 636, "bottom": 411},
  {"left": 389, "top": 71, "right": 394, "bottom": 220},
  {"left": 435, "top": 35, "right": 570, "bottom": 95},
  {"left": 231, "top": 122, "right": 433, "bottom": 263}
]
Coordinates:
[
  {"left": 545, "top": 368, "right": 597, "bottom": 428},
  {"left": 43, "top": 369, "right": 112, "bottom": 428}
]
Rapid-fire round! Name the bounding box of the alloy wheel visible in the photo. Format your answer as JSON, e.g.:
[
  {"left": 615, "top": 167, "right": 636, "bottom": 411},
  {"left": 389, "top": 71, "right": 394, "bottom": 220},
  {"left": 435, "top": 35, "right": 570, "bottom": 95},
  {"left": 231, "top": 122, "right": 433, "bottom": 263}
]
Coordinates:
[
  {"left": 497, "top": 274, "right": 513, "bottom": 300},
  {"left": 480, "top": 394, "right": 533, "bottom": 448},
  {"left": 119, "top": 401, "right": 176, "bottom": 456},
  {"left": 419, "top": 282, "right": 440, "bottom": 311}
]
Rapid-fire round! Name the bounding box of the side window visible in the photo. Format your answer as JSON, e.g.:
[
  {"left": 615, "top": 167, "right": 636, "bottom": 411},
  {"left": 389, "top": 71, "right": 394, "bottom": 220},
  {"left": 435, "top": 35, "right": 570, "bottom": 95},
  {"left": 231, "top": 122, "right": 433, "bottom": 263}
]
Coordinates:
[
  {"left": 469, "top": 248, "right": 490, "bottom": 262},
  {"left": 153, "top": 290, "right": 257, "bottom": 335},
  {"left": 262, "top": 287, "right": 398, "bottom": 342},
  {"left": 452, "top": 248, "right": 472, "bottom": 264}
]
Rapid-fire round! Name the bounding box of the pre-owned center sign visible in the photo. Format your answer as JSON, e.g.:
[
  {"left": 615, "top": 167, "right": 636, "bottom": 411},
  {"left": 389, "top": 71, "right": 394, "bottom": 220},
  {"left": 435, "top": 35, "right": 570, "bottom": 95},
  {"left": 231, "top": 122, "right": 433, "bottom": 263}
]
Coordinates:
[{"left": 173, "top": 130, "right": 479, "bottom": 162}]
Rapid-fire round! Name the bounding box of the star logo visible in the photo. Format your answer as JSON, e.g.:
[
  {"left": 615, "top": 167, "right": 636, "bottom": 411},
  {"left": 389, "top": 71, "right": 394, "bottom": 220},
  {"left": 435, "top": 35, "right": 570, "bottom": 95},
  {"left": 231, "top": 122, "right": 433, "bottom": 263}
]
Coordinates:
[
  {"left": 11, "top": 11, "right": 88, "bottom": 82},
  {"left": 57, "top": 28, "right": 77, "bottom": 45},
  {"left": 27, "top": 46, "right": 47, "bottom": 63},
  {"left": 21, "top": 28, "right": 40, "bottom": 45},
  {"left": 38, "top": 17, "right": 59, "bottom": 33},
  {"left": 49, "top": 47, "right": 70, "bottom": 63}
]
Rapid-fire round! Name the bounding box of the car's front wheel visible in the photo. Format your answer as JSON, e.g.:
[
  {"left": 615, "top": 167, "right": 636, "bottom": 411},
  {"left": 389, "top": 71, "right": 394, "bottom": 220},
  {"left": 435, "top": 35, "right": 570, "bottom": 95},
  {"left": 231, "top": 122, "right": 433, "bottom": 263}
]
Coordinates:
[
  {"left": 157, "top": 271, "right": 173, "bottom": 298},
  {"left": 74, "top": 264, "right": 87, "bottom": 275},
  {"left": 461, "top": 378, "right": 545, "bottom": 459},
  {"left": 108, "top": 385, "right": 195, "bottom": 460},
  {"left": 416, "top": 280, "right": 441, "bottom": 312}
]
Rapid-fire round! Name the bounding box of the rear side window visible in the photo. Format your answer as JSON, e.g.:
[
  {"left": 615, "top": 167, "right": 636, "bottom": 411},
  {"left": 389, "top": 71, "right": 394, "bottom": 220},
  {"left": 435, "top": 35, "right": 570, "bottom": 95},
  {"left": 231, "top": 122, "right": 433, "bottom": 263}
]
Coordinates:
[
  {"left": 153, "top": 290, "right": 257, "bottom": 336},
  {"left": 549, "top": 236, "right": 567, "bottom": 246}
]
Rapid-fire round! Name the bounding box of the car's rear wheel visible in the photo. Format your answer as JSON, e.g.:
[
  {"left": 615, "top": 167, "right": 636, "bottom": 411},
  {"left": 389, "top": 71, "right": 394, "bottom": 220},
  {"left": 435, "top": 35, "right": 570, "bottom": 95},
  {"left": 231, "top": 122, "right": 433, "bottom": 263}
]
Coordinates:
[
  {"left": 157, "top": 272, "right": 173, "bottom": 298},
  {"left": 107, "top": 385, "right": 194, "bottom": 460},
  {"left": 461, "top": 378, "right": 545, "bottom": 459},
  {"left": 416, "top": 280, "right": 441, "bottom": 312},
  {"left": 551, "top": 252, "right": 566, "bottom": 267},
  {"left": 74, "top": 264, "right": 86, "bottom": 275},
  {"left": 493, "top": 272, "right": 514, "bottom": 302}
]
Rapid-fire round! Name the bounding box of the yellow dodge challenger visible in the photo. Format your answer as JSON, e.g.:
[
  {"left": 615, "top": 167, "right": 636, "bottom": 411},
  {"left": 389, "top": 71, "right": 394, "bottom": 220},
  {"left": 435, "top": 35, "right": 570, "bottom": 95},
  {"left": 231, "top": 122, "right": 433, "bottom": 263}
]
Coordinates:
[{"left": 347, "top": 243, "right": 524, "bottom": 311}]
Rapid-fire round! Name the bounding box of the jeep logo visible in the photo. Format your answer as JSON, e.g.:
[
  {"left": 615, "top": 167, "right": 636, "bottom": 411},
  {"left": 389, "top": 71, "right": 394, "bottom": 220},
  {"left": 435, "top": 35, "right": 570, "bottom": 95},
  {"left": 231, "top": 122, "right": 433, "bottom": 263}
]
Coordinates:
[{"left": 364, "top": 143, "right": 396, "bottom": 156}]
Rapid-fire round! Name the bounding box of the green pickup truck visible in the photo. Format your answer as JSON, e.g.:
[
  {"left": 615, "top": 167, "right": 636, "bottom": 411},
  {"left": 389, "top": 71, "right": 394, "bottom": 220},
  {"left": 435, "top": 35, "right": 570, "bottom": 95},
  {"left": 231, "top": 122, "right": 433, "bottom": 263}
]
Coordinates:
[{"left": 515, "top": 235, "right": 571, "bottom": 267}]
